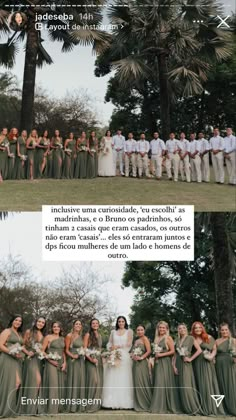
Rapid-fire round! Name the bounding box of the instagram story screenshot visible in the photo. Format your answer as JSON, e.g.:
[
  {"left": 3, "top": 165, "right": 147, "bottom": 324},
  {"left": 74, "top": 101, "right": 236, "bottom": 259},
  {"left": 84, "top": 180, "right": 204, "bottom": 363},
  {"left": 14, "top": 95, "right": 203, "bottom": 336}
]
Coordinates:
[{"left": 0, "top": 0, "right": 235, "bottom": 419}]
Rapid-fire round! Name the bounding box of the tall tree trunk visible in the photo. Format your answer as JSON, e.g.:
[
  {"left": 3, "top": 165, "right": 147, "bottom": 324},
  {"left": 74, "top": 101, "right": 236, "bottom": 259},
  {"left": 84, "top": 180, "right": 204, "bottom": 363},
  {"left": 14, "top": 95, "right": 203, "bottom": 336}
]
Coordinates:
[
  {"left": 20, "top": 10, "right": 38, "bottom": 133},
  {"left": 210, "top": 213, "right": 235, "bottom": 335},
  {"left": 157, "top": 53, "right": 170, "bottom": 141}
]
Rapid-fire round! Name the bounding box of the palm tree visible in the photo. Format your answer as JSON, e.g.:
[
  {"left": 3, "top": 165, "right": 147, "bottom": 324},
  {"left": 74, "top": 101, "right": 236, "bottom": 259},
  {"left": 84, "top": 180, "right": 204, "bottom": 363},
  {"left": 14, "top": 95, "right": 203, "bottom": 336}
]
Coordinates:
[
  {"left": 0, "top": 0, "right": 110, "bottom": 132},
  {"left": 96, "top": 0, "right": 232, "bottom": 139}
]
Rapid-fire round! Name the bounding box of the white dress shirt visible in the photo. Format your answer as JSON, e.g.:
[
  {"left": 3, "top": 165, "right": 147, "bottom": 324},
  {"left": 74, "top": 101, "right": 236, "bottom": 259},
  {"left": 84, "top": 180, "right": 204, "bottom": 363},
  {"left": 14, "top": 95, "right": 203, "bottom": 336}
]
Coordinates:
[
  {"left": 178, "top": 139, "right": 190, "bottom": 154},
  {"left": 209, "top": 135, "right": 224, "bottom": 151},
  {"left": 189, "top": 140, "right": 201, "bottom": 155},
  {"left": 124, "top": 139, "right": 137, "bottom": 153},
  {"left": 224, "top": 135, "right": 236, "bottom": 153},
  {"left": 198, "top": 139, "right": 210, "bottom": 153},
  {"left": 136, "top": 140, "right": 150, "bottom": 153},
  {"left": 112, "top": 135, "right": 125, "bottom": 151},
  {"left": 166, "top": 139, "right": 180, "bottom": 154},
  {"left": 150, "top": 139, "right": 166, "bottom": 156}
]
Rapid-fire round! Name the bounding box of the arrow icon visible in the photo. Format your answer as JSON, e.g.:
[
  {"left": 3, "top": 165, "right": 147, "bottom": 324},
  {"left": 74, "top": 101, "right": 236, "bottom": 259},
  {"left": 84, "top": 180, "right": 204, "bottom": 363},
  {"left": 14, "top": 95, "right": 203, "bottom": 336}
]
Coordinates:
[{"left": 211, "top": 395, "right": 225, "bottom": 407}]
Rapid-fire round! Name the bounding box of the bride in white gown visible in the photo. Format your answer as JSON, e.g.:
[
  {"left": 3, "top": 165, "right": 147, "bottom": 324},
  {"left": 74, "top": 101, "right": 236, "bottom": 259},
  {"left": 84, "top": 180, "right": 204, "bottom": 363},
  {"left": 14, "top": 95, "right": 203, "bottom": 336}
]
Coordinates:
[
  {"left": 102, "top": 316, "right": 134, "bottom": 409},
  {"left": 98, "top": 130, "right": 116, "bottom": 177}
]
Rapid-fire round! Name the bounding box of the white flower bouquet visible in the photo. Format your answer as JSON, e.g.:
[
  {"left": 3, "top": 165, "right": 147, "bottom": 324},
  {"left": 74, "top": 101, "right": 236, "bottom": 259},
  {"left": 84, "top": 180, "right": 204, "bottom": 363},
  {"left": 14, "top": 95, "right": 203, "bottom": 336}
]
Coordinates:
[
  {"left": 152, "top": 343, "right": 163, "bottom": 355},
  {"left": 102, "top": 349, "right": 122, "bottom": 367},
  {"left": 90, "top": 148, "right": 96, "bottom": 153},
  {"left": 71, "top": 346, "right": 86, "bottom": 362},
  {"left": 86, "top": 348, "right": 101, "bottom": 366},
  {"left": 131, "top": 346, "right": 145, "bottom": 358},
  {"left": 229, "top": 339, "right": 236, "bottom": 358},
  {"left": 20, "top": 155, "right": 28, "bottom": 161},
  {"left": 9, "top": 343, "right": 23, "bottom": 356},
  {"left": 176, "top": 346, "right": 190, "bottom": 357},
  {"left": 203, "top": 349, "right": 213, "bottom": 361},
  {"left": 80, "top": 145, "right": 88, "bottom": 152},
  {"left": 32, "top": 342, "right": 45, "bottom": 360},
  {"left": 47, "top": 352, "right": 62, "bottom": 361},
  {"left": 64, "top": 148, "right": 72, "bottom": 154}
]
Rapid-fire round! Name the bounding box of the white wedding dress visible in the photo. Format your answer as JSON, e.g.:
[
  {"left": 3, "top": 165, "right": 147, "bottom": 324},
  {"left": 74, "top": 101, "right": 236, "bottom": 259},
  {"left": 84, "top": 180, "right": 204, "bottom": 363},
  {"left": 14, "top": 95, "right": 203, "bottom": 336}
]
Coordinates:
[
  {"left": 102, "top": 329, "right": 134, "bottom": 409},
  {"left": 98, "top": 137, "right": 116, "bottom": 177}
]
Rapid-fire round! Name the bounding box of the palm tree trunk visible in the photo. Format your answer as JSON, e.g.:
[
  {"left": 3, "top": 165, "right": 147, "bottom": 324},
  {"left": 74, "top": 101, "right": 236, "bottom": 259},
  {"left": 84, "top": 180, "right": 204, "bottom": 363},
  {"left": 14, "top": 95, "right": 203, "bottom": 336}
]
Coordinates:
[
  {"left": 157, "top": 53, "right": 170, "bottom": 141},
  {"left": 20, "top": 11, "right": 38, "bottom": 133},
  {"left": 210, "top": 213, "right": 235, "bottom": 335}
]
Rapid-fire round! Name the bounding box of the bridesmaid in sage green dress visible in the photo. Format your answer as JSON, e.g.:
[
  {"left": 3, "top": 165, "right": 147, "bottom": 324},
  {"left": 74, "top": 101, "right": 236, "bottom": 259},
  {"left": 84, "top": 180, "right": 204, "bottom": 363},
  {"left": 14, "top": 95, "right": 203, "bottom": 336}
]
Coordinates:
[
  {"left": 0, "top": 314, "right": 24, "bottom": 418},
  {"left": 15, "top": 130, "right": 27, "bottom": 180},
  {"left": 131, "top": 325, "right": 152, "bottom": 412},
  {"left": 173, "top": 323, "right": 203, "bottom": 415},
  {"left": 26, "top": 129, "right": 38, "bottom": 180},
  {"left": 63, "top": 132, "right": 76, "bottom": 179},
  {"left": 51, "top": 130, "right": 64, "bottom": 179},
  {"left": 84, "top": 318, "right": 103, "bottom": 413},
  {"left": 21, "top": 317, "right": 46, "bottom": 415},
  {"left": 36, "top": 130, "right": 50, "bottom": 178},
  {"left": 87, "top": 131, "right": 98, "bottom": 178},
  {"left": 150, "top": 321, "right": 181, "bottom": 414},
  {"left": 65, "top": 319, "right": 86, "bottom": 413},
  {"left": 216, "top": 323, "right": 236, "bottom": 416},
  {"left": 41, "top": 321, "right": 66, "bottom": 415},
  {"left": 8, "top": 128, "right": 18, "bottom": 179},
  {"left": 191, "top": 321, "right": 225, "bottom": 416},
  {"left": 0, "top": 128, "right": 9, "bottom": 181},
  {"left": 74, "top": 131, "right": 88, "bottom": 179}
]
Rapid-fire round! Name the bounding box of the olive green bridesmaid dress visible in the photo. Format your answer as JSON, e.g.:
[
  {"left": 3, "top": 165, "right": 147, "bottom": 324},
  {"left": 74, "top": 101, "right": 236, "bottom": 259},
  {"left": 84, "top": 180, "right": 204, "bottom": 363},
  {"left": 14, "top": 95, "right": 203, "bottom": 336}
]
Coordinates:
[
  {"left": 85, "top": 335, "right": 103, "bottom": 412},
  {"left": 132, "top": 340, "right": 152, "bottom": 412},
  {"left": 0, "top": 137, "right": 9, "bottom": 180},
  {"left": 0, "top": 330, "right": 23, "bottom": 418},
  {"left": 37, "top": 138, "right": 50, "bottom": 178},
  {"left": 150, "top": 337, "right": 181, "bottom": 414},
  {"left": 26, "top": 139, "right": 37, "bottom": 179},
  {"left": 66, "top": 336, "right": 86, "bottom": 412},
  {"left": 8, "top": 139, "right": 17, "bottom": 179},
  {"left": 15, "top": 137, "right": 26, "bottom": 180},
  {"left": 41, "top": 337, "right": 66, "bottom": 414},
  {"left": 74, "top": 140, "right": 88, "bottom": 179},
  {"left": 175, "top": 335, "right": 202, "bottom": 415},
  {"left": 216, "top": 338, "right": 236, "bottom": 415},
  {"left": 87, "top": 138, "right": 97, "bottom": 179},
  {"left": 21, "top": 337, "right": 44, "bottom": 415},
  {"left": 63, "top": 139, "right": 76, "bottom": 179},
  {"left": 52, "top": 140, "right": 64, "bottom": 179},
  {"left": 193, "top": 336, "right": 225, "bottom": 416}
]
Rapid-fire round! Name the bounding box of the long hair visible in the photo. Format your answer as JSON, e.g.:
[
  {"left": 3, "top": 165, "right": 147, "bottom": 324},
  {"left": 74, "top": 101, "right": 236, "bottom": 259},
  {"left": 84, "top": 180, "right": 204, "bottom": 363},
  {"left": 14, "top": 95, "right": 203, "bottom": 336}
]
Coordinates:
[
  {"left": 177, "top": 323, "right": 188, "bottom": 339},
  {"left": 8, "top": 314, "right": 23, "bottom": 333},
  {"left": 105, "top": 130, "right": 111, "bottom": 137},
  {"left": 72, "top": 319, "right": 82, "bottom": 335},
  {"left": 115, "top": 316, "right": 129, "bottom": 330},
  {"left": 50, "top": 321, "right": 63, "bottom": 336},
  {"left": 8, "top": 128, "right": 18, "bottom": 140},
  {"left": 26, "top": 316, "right": 47, "bottom": 346},
  {"left": 154, "top": 321, "right": 169, "bottom": 350},
  {"left": 191, "top": 321, "right": 209, "bottom": 343},
  {"left": 89, "top": 318, "right": 100, "bottom": 347}
]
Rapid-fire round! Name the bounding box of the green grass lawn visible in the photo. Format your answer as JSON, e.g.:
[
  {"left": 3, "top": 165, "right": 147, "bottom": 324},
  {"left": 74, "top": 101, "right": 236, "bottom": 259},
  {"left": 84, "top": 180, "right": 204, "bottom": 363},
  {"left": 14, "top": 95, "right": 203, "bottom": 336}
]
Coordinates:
[{"left": 0, "top": 176, "right": 234, "bottom": 212}]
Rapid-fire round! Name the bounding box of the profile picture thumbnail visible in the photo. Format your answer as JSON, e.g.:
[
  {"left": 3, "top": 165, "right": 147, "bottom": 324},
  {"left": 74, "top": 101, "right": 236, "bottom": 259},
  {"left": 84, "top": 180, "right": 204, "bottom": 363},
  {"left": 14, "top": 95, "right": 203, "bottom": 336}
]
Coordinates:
[{"left": 9, "top": 11, "right": 27, "bottom": 31}]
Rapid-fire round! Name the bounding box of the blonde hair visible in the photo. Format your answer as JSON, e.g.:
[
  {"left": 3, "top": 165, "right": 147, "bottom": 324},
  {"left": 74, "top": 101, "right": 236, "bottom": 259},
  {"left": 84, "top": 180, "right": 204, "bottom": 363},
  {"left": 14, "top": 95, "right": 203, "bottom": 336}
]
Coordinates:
[
  {"left": 154, "top": 321, "right": 170, "bottom": 350},
  {"left": 177, "top": 323, "right": 188, "bottom": 339}
]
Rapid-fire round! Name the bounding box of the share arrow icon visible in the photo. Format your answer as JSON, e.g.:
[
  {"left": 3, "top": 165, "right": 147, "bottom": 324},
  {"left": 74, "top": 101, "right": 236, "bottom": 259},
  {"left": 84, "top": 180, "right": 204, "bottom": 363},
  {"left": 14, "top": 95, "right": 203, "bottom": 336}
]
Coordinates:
[{"left": 211, "top": 395, "right": 225, "bottom": 407}]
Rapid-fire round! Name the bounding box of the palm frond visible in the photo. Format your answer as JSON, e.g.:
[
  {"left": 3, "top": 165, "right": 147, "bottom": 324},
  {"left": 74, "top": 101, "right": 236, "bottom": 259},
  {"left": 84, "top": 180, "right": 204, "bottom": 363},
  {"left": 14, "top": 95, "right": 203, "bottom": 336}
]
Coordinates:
[{"left": 0, "top": 42, "right": 18, "bottom": 68}]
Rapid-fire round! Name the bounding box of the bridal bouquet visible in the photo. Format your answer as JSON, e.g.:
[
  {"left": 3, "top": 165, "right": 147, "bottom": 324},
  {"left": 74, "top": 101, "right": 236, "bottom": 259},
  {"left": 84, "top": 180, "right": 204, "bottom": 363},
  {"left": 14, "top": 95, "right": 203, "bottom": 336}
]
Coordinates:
[
  {"left": 71, "top": 346, "right": 86, "bottom": 362},
  {"left": 86, "top": 348, "right": 101, "bottom": 366},
  {"left": 20, "top": 155, "right": 27, "bottom": 161},
  {"left": 176, "top": 346, "right": 190, "bottom": 357},
  {"left": 131, "top": 346, "right": 145, "bottom": 358},
  {"left": 203, "top": 349, "right": 214, "bottom": 361},
  {"left": 32, "top": 342, "right": 45, "bottom": 360},
  {"left": 152, "top": 343, "right": 163, "bottom": 355},
  {"left": 64, "top": 148, "right": 72, "bottom": 154},
  {"left": 46, "top": 352, "right": 62, "bottom": 361},
  {"left": 102, "top": 349, "right": 122, "bottom": 367},
  {"left": 8, "top": 343, "right": 23, "bottom": 356},
  {"left": 90, "top": 148, "right": 96, "bottom": 153},
  {"left": 80, "top": 145, "right": 88, "bottom": 152}
]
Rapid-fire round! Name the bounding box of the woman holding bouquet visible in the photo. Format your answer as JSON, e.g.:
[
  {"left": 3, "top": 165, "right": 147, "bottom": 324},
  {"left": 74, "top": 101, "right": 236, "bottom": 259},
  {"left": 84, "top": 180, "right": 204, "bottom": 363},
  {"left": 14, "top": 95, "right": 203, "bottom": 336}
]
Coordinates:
[
  {"left": 173, "top": 323, "right": 202, "bottom": 415},
  {"left": 191, "top": 321, "right": 225, "bottom": 416},
  {"left": 87, "top": 131, "right": 98, "bottom": 178},
  {"left": 215, "top": 323, "right": 236, "bottom": 415},
  {"left": 51, "top": 130, "right": 64, "bottom": 179},
  {"left": 150, "top": 321, "right": 181, "bottom": 414},
  {"left": 74, "top": 131, "right": 88, "bottom": 179},
  {"left": 131, "top": 325, "right": 152, "bottom": 412},
  {"left": 84, "top": 318, "right": 103, "bottom": 412},
  {"left": 36, "top": 130, "right": 50, "bottom": 178},
  {"left": 63, "top": 132, "right": 76, "bottom": 179},
  {"left": 0, "top": 128, "right": 9, "bottom": 181},
  {"left": 26, "top": 129, "right": 38, "bottom": 180},
  {"left": 8, "top": 128, "right": 18, "bottom": 179},
  {"left": 21, "top": 317, "right": 46, "bottom": 415},
  {"left": 65, "top": 319, "right": 86, "bottom": 413},
  {"left": 41, "top": 321, "right": 66, "bottom": 415},
  {"left": 15, "top": 130, "right": 27, "bottom": 180},
  {"left": 0, "top": 314, "right": 24, "bottom": 418},
  {"left": 102, "top": 316, "right": 134, "bottom": 409},
  {"left": 98, "top": 130, "right": 115, "bottom": 177}
]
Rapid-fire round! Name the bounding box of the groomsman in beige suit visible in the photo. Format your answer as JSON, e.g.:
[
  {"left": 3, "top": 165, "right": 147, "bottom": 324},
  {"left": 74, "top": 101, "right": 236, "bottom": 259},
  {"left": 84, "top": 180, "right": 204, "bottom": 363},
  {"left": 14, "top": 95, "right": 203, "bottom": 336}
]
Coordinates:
[
  {"left": 189, "top": 133, "right": 202, "bottom": 183},
  {"left": 209, "top": 128, "right": 225, "bottom": 184},
  {"left": 150, "top": 132, "right": 166, "bottom": 180},
  {"left": 224, "top": 128, "right": 236, "bottom": 185},
  {"left": 124, "top": 132, "right": 137, "bottom": 177},
  {"left": 178, "top": 132, "right": 191, "bottom": 182},
  {"left": 198, "top": 132, "right": 210, "bottom": 182},
  {"left": 136, "top": 133, "right": 150, "bottom": 178},
  {"left": 165, "top": 133, "right": 180, "bottom": 181}
]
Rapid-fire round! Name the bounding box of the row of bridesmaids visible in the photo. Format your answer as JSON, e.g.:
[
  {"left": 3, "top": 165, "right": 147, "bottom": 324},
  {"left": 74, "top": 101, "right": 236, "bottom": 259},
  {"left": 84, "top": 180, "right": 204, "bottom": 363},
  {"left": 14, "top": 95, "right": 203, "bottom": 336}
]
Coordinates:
[
  {"left": 0, "top": 128, "right": 98, "bottom": 181},
  {"left": 0, "top": 315, "right": 235, "bottom": 417}
]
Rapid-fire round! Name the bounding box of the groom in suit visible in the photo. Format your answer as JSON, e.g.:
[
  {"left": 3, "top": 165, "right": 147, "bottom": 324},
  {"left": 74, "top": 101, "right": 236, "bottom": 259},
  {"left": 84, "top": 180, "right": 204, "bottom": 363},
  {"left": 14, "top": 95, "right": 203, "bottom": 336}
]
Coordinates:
[{"left": 112, "top": 129, "right": 126, "bottom": 176}]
